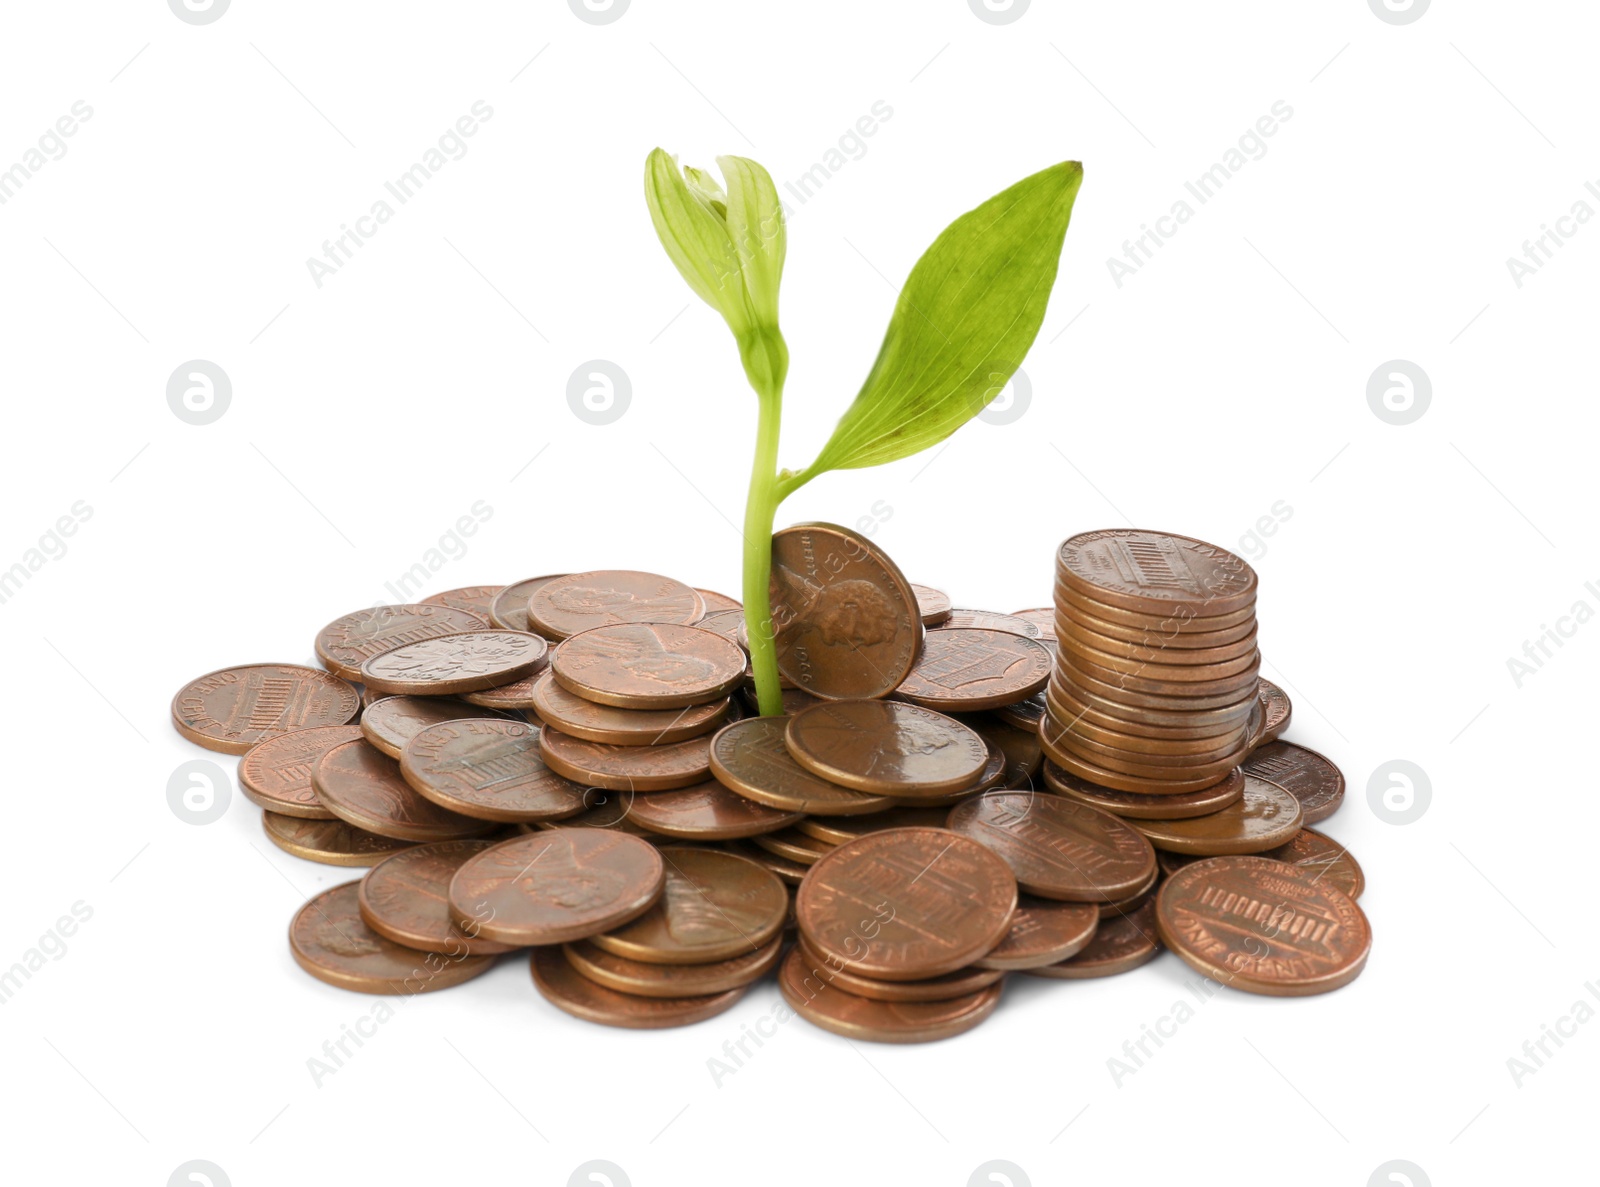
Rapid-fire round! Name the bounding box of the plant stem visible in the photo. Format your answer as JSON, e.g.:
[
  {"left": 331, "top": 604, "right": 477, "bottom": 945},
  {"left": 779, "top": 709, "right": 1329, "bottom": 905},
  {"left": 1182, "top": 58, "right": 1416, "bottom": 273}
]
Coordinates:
[{"left": 742, "top": 383, "right": 786, "bottom": 716}]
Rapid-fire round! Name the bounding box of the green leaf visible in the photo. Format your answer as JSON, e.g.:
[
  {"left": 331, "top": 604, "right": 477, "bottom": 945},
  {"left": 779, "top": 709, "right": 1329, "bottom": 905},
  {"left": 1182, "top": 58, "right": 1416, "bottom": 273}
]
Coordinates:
[{"left": 804, "top": 160, "right": 1082, "bottom": 474}]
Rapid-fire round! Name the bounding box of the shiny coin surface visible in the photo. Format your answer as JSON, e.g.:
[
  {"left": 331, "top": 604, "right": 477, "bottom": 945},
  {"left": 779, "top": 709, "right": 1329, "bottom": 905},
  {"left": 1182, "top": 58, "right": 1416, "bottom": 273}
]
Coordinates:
[
  {"left": 931, "top": 609, "right": 1041, "bottom": 637},
  {"left": 694, "top": 589, "right": 742, "bottom": 614},
  {"left": 785, "top": 700, "right": 989, "bottom": 797},
  {"left": 361, "top": 695, "right": 515, "bottom": 759},
  {"left": 530, "top": 671, "right": 730, "bottom": 746},
  {"left": 895, "top": 628, "right": 1052, "bottom": 713},
  {"left": 1155, "top": 855, "right": 1371, "bottom": 996},
  {"left": 796, "top": 937, "right": 1004, "bottom": 1001},
  {"left": 1023, "top": 898, "right": 1162, "bottom": 980},
  {"left": 1128, "top": 774, "right": 1303, "bottom": 855},
  {"left": 1057, "top": 529, "right": 1258, "bottom": 616},
  {"left": 1242, "top": 741, "right": 1345, "bottom": 823},
  {"left": 1256, "top": 679, "right": 1292, "bottom": 744},
  {"left": 946, "top": 792, "right": 1157, "bottom": 902},
  {"left": 528, "top": 570, "right": 705, "bottom": 640},
  {"left": 1261, "top": 828, "right": 1365, "bottom": 900},
  {"left": 911, "top": 584, "right": 953, "bottom": 626},
  {"left": 490, "top": 575, "right": 566, "bottom": 633},
  {"left": 172, "top": 664, "right": 359, "bottom": 755},
  {"left": 399, "top": 718, "right": 586, "bottom": 822},
  {"left": 751, "top": 827, "right": 835, "bottom": 865},
  {"left": 956, "top": 713, "right": 1044, "bottom": 790},
  {"left": 534, "top": 789, "right": 660, "bottom": 840},
  {"left": 794, "top": 806, "right": 950, "bottom": 845},
  {"left": 1053, "top": 658, "right": 1261, "bottom": 712},
  {"left": 722, "top": 838, "right": 810, "bottom": 885},
  {"left": 709, "top": 717, "right": 895, "bottom": 815},
  {"left": 1008, "top": 608, "right": 1058, "bottom": 646},
  {"left": 693, "top": 608, "right": 747, "bottom": 648},
  {"left": 778, "top": 946, "right": 1003, "bottom": 1042},
  {"left": 531, "top": 945, "right": 747, "bottom": 1028},
  {"left": 1056, "top": 621, "right": 1260, "bottom": 671},
  {"left": 623, "top": 780, "right": 802, "bottom": 840},
  {"left": 1043, "top": 762, "right": 1247, "bottom": 820},
  {"left": 973, "top": 896, "right": 1099, "bottom": 970},
  {"left": 290, "top": 882, "right": 493, "bottom": 994},
  {"left": 564, "top": 934, "right": 782, "bottom": 997},
  {"left": 1055, "top": 579, "right": 1257, "bottom": 633},
  {"left": 315, "top": 604, "right": 488, "bottom": 681},
  {"left": 1039, "top": 716, "right": 1246, "bottom": 795},
  {"left": 421, "top": 585, "right": 505, "bottom": 620},
  {"left": 589, "top": 847, "right": 787, "bottom": 964},
  {"left": 358, "top": 840, "right": 520, "bottom": 955},
  {"left": 1048, "top": 674, "right": 1259, "bottom": 732},
  {"left": 360, "top": 630, "right": 548, "bottom": 696},
  {"left": 238, "top": 724, "right": 364, "bottom": 818},
  {"left": 769, "top": 522, "right": 921, "bottom": 700},
  {"left": 1056, "top": 598, "right": 1257, "bottom": 649},
  {"left": 995, "top": 692, "right": 1046, "bottom": 732},
  {"left": 312, "top": 739, "right": 494, "bottom": 842},
  {"left": 458, "top": 669, "right": 547, "bottom": 710},
  {"left": 449, "top": 829, "right": 665, "bottom": 945},
  {"left": 261, "top": 812, "right": 415, "bottom": 866},
  {"left": 551, "top": 623, "right": 746, "bottom": 709},
  {"left": 538, "top": 726, "right": 712, "bottom": 791},
  {"left": 1096, "top": 864, "right": 1159, "bottom": 919},
  {"left": 796, "top": 827, "right": 1017, "bottom": 980}
]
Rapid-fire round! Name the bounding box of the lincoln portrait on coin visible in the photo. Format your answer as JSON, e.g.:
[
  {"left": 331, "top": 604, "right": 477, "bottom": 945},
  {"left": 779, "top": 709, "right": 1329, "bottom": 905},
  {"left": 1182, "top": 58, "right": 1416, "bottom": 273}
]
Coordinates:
[{"left": 771, "top": 564, "right": 900, "bottom": 650}]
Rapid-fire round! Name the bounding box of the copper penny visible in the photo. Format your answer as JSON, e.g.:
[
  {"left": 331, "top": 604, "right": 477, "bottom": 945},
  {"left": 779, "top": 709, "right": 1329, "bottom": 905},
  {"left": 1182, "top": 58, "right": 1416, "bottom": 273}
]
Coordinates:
[
  {"left": 449, "top": 828, "right": 665, "bottom": 945},
  {"left": 312, "top": 739, "right": 494, "bottom": 842},
  {"left": 589, "top": 847, "right": 786, "bottom": 964},
  {"left": 896, "top": 628, "right": 1052, "bottom": 713},
  {"left": 172, "top": 664, "right": 358, "bottom": 755},
  {"left": 1096, "top": 878, "right": 1158, "bottom": 921},
  {"left": 623, "top": 780, "right": 802, "bottom": 840},
  {"left": 796, "top": 827, "right": 1017, "bottom": 980},
  {"left": 360, "top": 630, "right": 547, "bottom": 696},
  {"left": 768, "top": 522, "right": 921, "bottom": 700},
  {"left": 551, "top": 623, "right": 746, "bottom": 709},
  {"left": 238, "top": 724, "right": 364, "bottom": 818},
  {"left": 794, "top": 806, "right": 949, "bottom": 845},
  {"left": 722, "top": 838, "right": 810, "bottom": 885},
  {"left": 973, "top": 895, "right": 1100, "bottom": 970},
  {"left": 315, "top": 604, "right": 488, "bottom": 681},
  {"left": 1043, "top": 762, "right": 1247, "bottom": 820},
  {"left": 530, "top": 671, "right": 730, "bottom": 746},
  {"left": 945, "top": 791, "right": 1156, "bottom": 902},
  {"left": 261, "top": 811, "right": 414, "bottom": 866},
  {"left": 1009, "top": 608, "right": 1058, "bottom": 645},
  {"left": 1256, "top": 679, "right": 1292, "bottom": 745},
  {"left": 955, "top": 713, "right": 1044, "bottom": 790},
  {"left": 534, "top": 788, "right": 661, "bottom": 841},
  {"left": 752, "top": 828, "right": 835, "bottom": 866},
  {"left": 1057, "top": 600, "right": 1258, "bottom": 650},
  {"left": 358, "top": 840, "right": 520, "bottom": 955},
  {"left": 995, "top": 692, "right": 1046, "bottom": 732},
  {"left": 1129, "top": 774, "right": 1303, "bottom": 855},
  {"left": 361, "top": 695, "right": 514, "bottom": 759},
  {"left": 1058, "top": 649, "right": 1263, "bottom": 699},
  {"left": 1054, "top": 578, "right": 1257, "bottom": 633},
  {"left": 911, "top": 584, "right": 953, "bottom": 626},
  {"left": 530, "top": 946, "right": 746, "bottom": 1027},
  {"left": 290, "top": 881, "right": 492, "bottom": 993},
  {"left": 490, "top": 575, "right": 567, "bottom": 633},
  {"left": 421, "top": 585, "right": 505, "bottom": 621},
  {"left": 742, "top": 685, "right": 824, "bottom": 717},
  {"left": 538, "top": 725, "right": 711, "bottom": 792},
  {"left": 1042, "top": 697, "right": 1249, "bottom": 756},
  {"left": 564, "top": 934, "right": 782, "bottom": 997},
  {"left": 785, "top": 700, "right": 989, "bottom": 797},
  {"left": 693, "top": 608, "right": 748, "bottom": 647},
  {"left": 1039, "top": 719, "right": 1244, "bottom": 795},
  {"left": 777, "top": 946, "right": 1003, "bottom": 1041},
  {"left": 931, "top": 609, "right": 1041, "bottom": 637},
  {"left": 1155, "top": 855, "right": 1371, "bottom": 996},
  {"left": 528, "top": 570, "right": 705, "bottom": 640},
  {"left": 1065, "top": 722, "right": 1253, "bottom": 770},
  {"left": 1261, "top": 828, "right": 1365, "bottom": 900},
  {"left": 795, "top": 937, "right": 1004, "bottom": 1001},
  {"left": 1056, "top": 621, "right": 1260, "bottom": 671},
  {"left": 695, "top": 588, "right": 742, "bottom": 614},
  {"left": 1242, "top": 741, "right": 1345, "bottom": 823},
  {"left": 1024, "top": 897, "right": 1162, "bottom": 979},
  {"left": 458, "top": 669, "right": 548, "bottom": 710},
  {"left": 1052, "top": 659, "right": 1261, "bottom": 713},
  {"left": 709, "top": 717, "right": 895, "bottom": 816},
  {"left": 1056, "top": 529, "right": 1257, "bottom": 616},
  {"left": 1045, "top": 679, "right": 1254, "bottom": 742},
  {"left": 399, "top": 718, "right": 587, "bottom": 822}
]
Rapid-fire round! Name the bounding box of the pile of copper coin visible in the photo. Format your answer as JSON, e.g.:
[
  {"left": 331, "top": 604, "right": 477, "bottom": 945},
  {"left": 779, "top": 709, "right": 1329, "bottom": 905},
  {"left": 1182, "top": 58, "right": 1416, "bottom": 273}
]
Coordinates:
[{"left": 172, "top": 524, "right": 1371, "bottom": 1043}]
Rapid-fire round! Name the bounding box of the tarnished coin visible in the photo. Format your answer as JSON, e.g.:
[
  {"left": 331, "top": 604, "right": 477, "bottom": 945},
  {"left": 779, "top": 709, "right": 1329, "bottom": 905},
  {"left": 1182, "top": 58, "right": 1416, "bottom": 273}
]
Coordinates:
[
  {"left": 1256, "top": 679, "right": 1292, "bottom": 744},
  {"left": 1008, "top": 608, "right": 1058, "bottom": 645},
  {"left": 796, "top": 827, "right": 1017, "bottom": 980},
  {"left": 709, "top": 717, "right": 895, "bottom": 816},
  {"left": 911, "top": 584, "right": 953, "bottom": 626},
  {"left": 290, "top": 881, "right": 492, "bottom": 994},
  {"left": 1155, "top": 855, "right": 1371, "bottom": 996},
  {"left": 794, "top": 806, "right": 950, "bottom": 845},
  {"left": 752, "top": 827, "right": 835, "bottom": 866},
  {"left": 695, "top": 589, "right": 742, "bottom": 614},
  {"left": 973, "top": 896, "right": 1099, "bottom": 970},
  {"left": 400, "top": 718, "right": 586, "bottom": 822},
  {"left": 931, "top": 609, "right": 1041, "bottom": 637},
  {"left": 785, "top": 700, "right": 990, "bottom": 797},
  {"left": 449, "top": 828, "right": 665, "bottom": 945},
  {"left": 238, "top": 724, "right": 364, "bottom": 818},
  {"left": 1128, "top": 774, "right": 1303, "bottom": 855},
  {"left": 530, "top": 946, "right": 747, "bottom": 1027},
  {"left": 528, "top": 570, "right": 705, "bottom": 640},
  {"left": 1057, "top": 529, "right": 1257, "bottom": 617},
  {"left": 530, "top": 671, "right": 730, "bottom": 746},
  {"left": 589, "top": 847, "right": 787, "bottom": 964},
  {"left": 895, "top": 628, "right": 1053, "bottom": 713},
  {"left": 261, "top": 812, "right": 414, "bottom": 866},
  {"left": 361, "top": 630, "right": 548, "bottom": 696},
  {"left": 722, "top": 838, "right": 811, "bottom": 885},
  {"left": 552, "top": 623, "right": 746, "bottom": 709},
  {"left": 1043, "top": 762, "right": 1247, "bottom": 820},
  {"left": 1261, "top": 828, "right": 1365, "bottom": 900},
  {"left": 361, "top": 695, "right": 514, "bottom": 759},
  {"left": 945, "top": 792, "right": 1157, "bottom": 902},
  {"left": 312, "top": 739, "right": 494, "bottom": 842},
  {"left": 624, "top": 780, "right": 802, "bottom": 840},
  {"left": 778, "top": 946, "right": 1004, "bottom": 1042},
  {"left": 1242, "top": 741, "right": 1345, "bottom": 823},
  {"left": 538, "top": 725, "right": 711, "bottom": 792},
  {"left": 796, "top": 937, "right": 1004, "bottom": 1001},
  {"left": 172, "top": 664, "right": 359, "bottom": 755},
  {"left": 421, "top": 586, "right": 505, "bottom": 621},
  {"left": 315, "top": 604, "right": 488, "bottom": 681},
  {"left": 768, "top": 522, "right": 921, "bottom": 700},
  {"left": 1023, "top": 898, "right": 1162, "bottom": 979},
  {"left": 358, "top": 840, "right": 520, "bottom": 955},
  {"left": 564, "top": 934, "right": 782, "bottom": 997},
  {"left": 490, "top": 575, "right": 567, "bottom": 633}
]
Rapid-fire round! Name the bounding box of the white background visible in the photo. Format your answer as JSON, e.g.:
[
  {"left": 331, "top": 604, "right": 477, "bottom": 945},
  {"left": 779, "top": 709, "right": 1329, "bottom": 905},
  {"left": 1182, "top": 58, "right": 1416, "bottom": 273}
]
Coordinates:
[{"left": 1, "top": 1, "right": 1593, "bottom": 1184}]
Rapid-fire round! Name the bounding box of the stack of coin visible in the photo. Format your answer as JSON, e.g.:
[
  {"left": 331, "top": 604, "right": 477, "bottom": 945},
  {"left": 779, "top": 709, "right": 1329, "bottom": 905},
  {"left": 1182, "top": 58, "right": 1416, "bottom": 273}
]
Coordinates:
[{"left": 1040, "top": 529, "right": 1262, "bottom": 794}]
